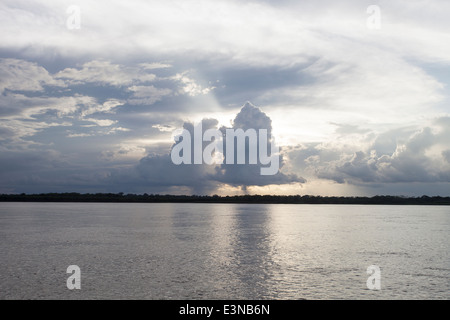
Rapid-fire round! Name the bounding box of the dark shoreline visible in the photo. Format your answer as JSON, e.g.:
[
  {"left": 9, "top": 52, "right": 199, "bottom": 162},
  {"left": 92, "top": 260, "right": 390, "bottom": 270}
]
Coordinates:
[{"left": 1, "top": 193, "right": 449, "bottom": 205}]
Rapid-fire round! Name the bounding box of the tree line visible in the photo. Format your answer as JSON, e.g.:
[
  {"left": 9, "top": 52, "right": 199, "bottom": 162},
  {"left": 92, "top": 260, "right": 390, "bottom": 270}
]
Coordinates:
[{"left": 0, "top": 193, "right": 449, "bottom": 205}]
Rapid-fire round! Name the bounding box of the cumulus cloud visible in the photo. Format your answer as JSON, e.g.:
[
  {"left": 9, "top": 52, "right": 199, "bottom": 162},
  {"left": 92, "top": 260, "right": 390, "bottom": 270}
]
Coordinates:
[
  {"left": 290, "top": 118, "right": 450, "bottom": 186},
  {"left": 213, "top": 102, "right": 304, "bottom": 186},
  {"left": 128, "top": 102, "right": 305, "bottom": 193}
]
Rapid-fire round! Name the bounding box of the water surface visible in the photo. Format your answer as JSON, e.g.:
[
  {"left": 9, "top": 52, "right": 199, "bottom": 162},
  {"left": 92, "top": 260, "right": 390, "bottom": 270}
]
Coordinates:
[{"left": 0, "top": 203, "right": 448, "bottom": 299}]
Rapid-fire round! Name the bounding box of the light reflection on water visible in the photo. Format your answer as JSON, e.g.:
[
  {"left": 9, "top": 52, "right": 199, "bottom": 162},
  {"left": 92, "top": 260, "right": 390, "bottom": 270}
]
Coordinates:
[{"left": 0, "top": 203, "right": 448, "bottom": 299}]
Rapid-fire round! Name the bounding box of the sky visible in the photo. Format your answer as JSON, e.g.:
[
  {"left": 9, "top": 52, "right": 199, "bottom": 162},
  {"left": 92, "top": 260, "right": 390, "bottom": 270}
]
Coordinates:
[{"left": 0, "top": 0, "right": 449, "bottom": 196}]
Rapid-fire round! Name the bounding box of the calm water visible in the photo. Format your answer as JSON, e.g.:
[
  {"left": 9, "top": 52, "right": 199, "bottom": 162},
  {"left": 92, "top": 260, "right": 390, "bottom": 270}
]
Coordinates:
[{"left": 0, "top": 203, "right": 448, "bottom": 300}]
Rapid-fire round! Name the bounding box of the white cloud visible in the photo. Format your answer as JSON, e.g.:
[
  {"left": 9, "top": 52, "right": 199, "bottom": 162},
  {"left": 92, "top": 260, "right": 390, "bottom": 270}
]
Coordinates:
[
  {"left": 171, "top": 73, "right": 216, "bottom": 97},
  {"left": 0, "top": 58, "right": 65, "bottom": 93},
  {"left": 67, "top": 132, "right": 93, "bottom": 138},
  {"left": 0, "top": 118, "right": 72, "bottom": 145},
  {"left": 2, "top": 0, "right": 450, "bottom": 66},
  {"left": 55, "top": 60, "right": 156, "bottom": 86},
  {"left": 81, "top": 99, "right": 124, "bottom": 117},
  {"left": 152, "top": 124, "right": 176, "bottom": 132},
  {"left": 263, "top": 51, "right": 445, "bottom": 131},
  {"left": 139, "top": 62, "right": 172, "bottom": 70},
  {"left": 0, "top": 92, "right": 95, "bottom": 119},
  {"left": 107, "top": 127, "right": 130, "bottom": 134},
  {"left": 84, "top": 118, "right": 117, "bottom": 127},
  {"left": 289, "top": 117, "right": 450, "bottom": 185}
]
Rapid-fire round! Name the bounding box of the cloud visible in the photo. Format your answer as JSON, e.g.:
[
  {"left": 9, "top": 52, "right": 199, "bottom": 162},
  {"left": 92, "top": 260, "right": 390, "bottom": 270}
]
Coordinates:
[
  {"left": 83, "top": 118, "right": 117, "bottom": 127},
  {"left": 0, "top": 147, "right": 108, "bottom": 193},
  {"left": 80, "top": 99, "right": 124, "bottom": 117},
  {"left": 136, "top": 154, "right": 218, "bottom": 191},
  {"left": 67, "top": 132, "right": 92, "bottom": 138},
  {"left": 261, "top": 55, "right": 445, "bottom": 126},
  {"left": 0, "top": 92, "right": 122, "bottom": 138},
  {"left": 0, "top": 92, "right": 95, "bottom": 119},
  {"left": 213, "top": 102, "right": 304, "bottom": 186},
  {"left": 0, "top": 58, "right": 65, "bottom": 93},
  {"left": 129, "top": 119, "right": 221, "bottom": 194},
  {"left": 124, "top": 102, "right": 305, "bottom": 193},
  {"left": 152, "top": 124, "right": 176, "bottom": 132},
  {"left": 138, "top": 62, "right": 172, "bottom": 70},
  {"left": 3, "top": 0, "right": 450, "bottom": 67},
  {"left": 330, "top": 123, "right": 373, "bottom": 136},
  {"left": 290, "top": 118, "right": 450, "bottom": 185},
  {"left": 232, "top": 101, "right": 273, "bottom": 133},
  {"left": 0, "top": 1, "right": 449, "bottom": 196},
  {"left": 172, "top": 72, "right": 216, "bottom": 97},
  {"left": 0, "top": 118, "right": 72, "bottom": 146},
  {"left": 54, "top": 60, "right": 157, "bottom": 86}
]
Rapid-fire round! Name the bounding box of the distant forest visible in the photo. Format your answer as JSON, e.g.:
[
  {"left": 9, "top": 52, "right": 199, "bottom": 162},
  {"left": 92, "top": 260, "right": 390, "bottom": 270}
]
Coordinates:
[{"left": 0, "top": 193, "right": 449, "bottom": 205}]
